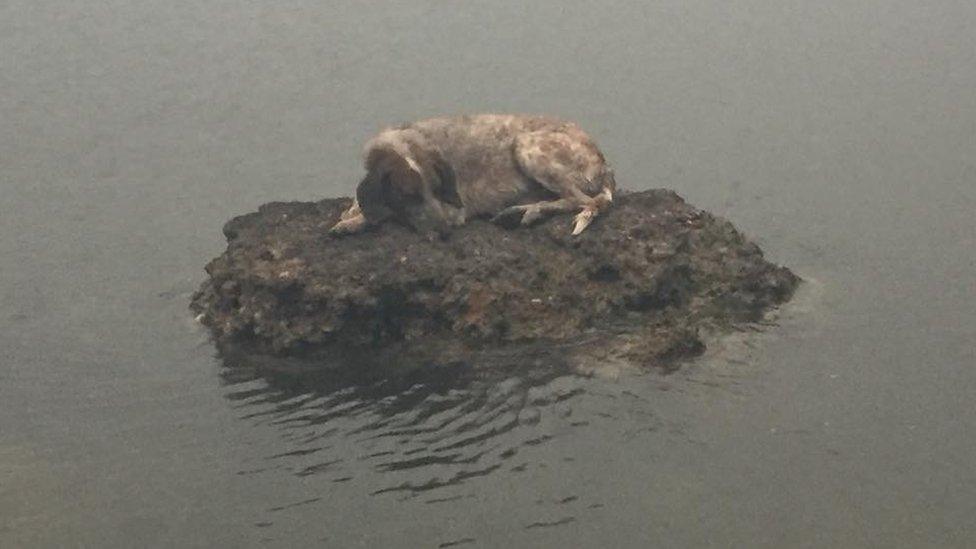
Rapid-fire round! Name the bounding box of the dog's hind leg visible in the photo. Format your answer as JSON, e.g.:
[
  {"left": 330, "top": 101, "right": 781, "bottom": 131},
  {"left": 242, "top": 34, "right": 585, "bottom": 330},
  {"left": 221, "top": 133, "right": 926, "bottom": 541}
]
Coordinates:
[
  {"left": 512, "top": 130, "right": 611, "bottom": 234},
  {"left": 491, "top": 197, "right": 578, "bottom": 227}
]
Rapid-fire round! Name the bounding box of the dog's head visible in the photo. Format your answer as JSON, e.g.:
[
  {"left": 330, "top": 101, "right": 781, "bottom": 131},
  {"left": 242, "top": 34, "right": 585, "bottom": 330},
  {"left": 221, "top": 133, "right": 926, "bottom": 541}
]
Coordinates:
[
  {"left": 357, "top": 138, "right": 463, "bottom": 232},
  {"left": 355, "top": 155, "right": 418, "bottom": 224}
]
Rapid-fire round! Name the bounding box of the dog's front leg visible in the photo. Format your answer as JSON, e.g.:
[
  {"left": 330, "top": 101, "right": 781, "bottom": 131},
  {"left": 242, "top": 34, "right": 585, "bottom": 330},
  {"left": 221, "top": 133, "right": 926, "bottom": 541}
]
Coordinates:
[{"left": 329, "top": 199, "right": 369, "bottom": 236}]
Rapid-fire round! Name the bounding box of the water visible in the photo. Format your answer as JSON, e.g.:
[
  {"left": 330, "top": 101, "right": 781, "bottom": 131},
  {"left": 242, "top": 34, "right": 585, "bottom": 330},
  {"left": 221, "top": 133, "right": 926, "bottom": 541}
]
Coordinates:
[{"left": 2, "top": 1, "right": 974, "bottom": 546}]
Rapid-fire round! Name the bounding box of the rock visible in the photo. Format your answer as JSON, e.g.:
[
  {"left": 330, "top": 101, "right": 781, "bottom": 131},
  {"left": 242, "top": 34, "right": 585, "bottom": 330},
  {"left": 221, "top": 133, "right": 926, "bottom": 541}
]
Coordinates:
[{"left": 191, "top": 189, "right": 800, "bottom": 371}]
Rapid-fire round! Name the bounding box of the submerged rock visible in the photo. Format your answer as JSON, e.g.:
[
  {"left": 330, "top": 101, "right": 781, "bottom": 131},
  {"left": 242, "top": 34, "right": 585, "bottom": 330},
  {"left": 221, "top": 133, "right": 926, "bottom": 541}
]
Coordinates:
[{"left": 191, "top": 189, "right": 799, "bottom": 371}]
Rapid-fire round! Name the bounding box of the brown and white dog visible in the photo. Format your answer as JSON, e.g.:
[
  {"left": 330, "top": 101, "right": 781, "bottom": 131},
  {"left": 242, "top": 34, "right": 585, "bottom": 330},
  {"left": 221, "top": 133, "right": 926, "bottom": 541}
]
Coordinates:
[{"left": 330, "top": 114, "right": 615, "bottom": 236}]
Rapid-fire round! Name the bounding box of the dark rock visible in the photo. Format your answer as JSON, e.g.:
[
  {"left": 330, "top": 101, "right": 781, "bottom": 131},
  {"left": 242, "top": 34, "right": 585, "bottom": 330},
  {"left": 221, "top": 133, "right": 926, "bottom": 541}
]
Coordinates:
[{"left": 191, "top": 189, "right": 800, "bottom": 371}]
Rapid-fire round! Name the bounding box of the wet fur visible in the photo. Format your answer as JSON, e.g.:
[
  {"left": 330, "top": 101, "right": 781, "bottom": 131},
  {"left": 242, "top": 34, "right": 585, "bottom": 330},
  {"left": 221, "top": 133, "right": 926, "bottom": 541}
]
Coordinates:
[{"left": 330, "top": 114, "right": 616, "bottom": 236}]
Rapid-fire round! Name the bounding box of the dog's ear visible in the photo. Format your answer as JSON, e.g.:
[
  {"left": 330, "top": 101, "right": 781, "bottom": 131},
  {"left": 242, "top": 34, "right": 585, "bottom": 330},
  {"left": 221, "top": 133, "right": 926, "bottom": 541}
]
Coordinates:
[
  {"left": 355, "top": 169, "right": 393, "bottom": 222},
  {"left": 403, "top": 141, "right": 463, "bottom": 209},
  {"left": 431, "top": 154, "right": 463, "bottom": 209}
]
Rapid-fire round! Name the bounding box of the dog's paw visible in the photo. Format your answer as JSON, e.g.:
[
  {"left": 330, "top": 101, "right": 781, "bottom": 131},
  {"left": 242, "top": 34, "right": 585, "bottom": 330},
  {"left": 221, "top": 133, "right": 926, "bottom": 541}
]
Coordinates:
[
  {"left": 329, "top": 216, "right": 366, "bottom": 236},
  {"left": 571, "top": 208, "right": 596, "bottom": 235}
]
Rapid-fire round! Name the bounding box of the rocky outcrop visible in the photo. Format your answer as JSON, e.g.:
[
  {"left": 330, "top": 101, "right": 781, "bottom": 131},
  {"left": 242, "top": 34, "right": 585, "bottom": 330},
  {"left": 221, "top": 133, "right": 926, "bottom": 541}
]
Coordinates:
[{"left": 191, "top": 190, "right": 799, "bottom": 371}]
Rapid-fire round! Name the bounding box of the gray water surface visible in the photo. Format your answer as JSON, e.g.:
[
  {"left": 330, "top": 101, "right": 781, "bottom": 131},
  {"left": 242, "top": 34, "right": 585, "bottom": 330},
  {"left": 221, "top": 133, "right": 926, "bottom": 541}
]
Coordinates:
[{"left": 2, "top": 1, "right": 975, "bottom": 547}]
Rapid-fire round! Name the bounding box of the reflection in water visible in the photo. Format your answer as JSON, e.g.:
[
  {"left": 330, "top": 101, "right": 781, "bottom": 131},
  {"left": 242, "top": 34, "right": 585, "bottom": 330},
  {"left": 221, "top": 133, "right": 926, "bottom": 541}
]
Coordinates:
[
  {"left": 217, "top": 342, "right": 601, "bottom": 502},
  {"left": 211, "top": 294, "right": 798, "bottom": 543}
]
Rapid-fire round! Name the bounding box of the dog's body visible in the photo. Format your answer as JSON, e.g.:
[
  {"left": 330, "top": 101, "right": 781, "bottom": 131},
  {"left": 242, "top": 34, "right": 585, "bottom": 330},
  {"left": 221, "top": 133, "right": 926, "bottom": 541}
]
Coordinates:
[{"left": 330, "top": 114, "right": 616, "bottom": 236}]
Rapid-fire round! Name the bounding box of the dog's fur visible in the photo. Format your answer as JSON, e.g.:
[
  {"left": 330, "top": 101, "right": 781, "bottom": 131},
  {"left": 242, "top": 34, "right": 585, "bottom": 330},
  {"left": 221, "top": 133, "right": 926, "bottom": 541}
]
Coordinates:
[{"left": 330, "top": 114, "right": 616, "bottom": 236}]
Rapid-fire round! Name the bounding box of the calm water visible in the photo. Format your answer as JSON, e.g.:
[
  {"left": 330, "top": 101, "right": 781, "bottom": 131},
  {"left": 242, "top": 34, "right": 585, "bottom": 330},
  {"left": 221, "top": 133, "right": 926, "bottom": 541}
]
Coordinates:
[{"left": 2, "top": 1, "right": 974, "bottom": 547}]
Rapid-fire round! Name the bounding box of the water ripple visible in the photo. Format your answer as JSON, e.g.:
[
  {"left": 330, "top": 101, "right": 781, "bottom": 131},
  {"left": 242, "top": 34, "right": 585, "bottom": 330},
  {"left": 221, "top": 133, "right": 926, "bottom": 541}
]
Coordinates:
[{"left": 217, "top": 341, "right": 597, "bottom": 499}]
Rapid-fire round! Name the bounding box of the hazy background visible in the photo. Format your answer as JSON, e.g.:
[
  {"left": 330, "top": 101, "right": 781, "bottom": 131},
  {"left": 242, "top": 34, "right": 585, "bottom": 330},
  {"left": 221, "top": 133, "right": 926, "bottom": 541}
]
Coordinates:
[{"left": 2, "top": 1, "right": 974, "bottom": 547}]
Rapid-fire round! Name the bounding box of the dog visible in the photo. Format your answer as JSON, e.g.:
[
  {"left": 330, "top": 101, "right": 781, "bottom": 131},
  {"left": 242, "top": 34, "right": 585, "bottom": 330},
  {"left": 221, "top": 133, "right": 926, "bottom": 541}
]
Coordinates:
[{"left": 330, "top": 114, "right": 615, "bottom": 236}]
